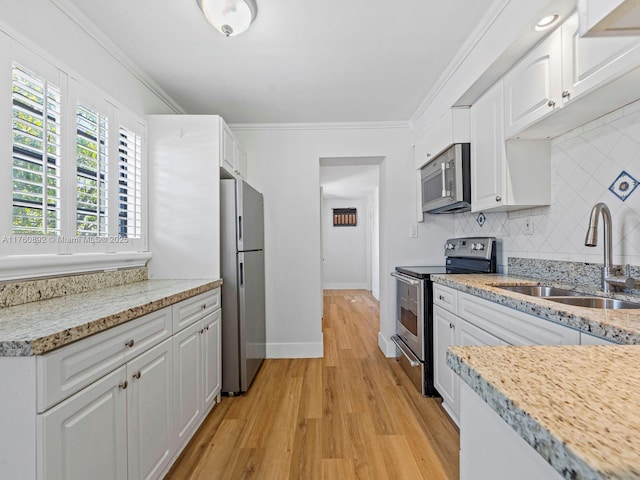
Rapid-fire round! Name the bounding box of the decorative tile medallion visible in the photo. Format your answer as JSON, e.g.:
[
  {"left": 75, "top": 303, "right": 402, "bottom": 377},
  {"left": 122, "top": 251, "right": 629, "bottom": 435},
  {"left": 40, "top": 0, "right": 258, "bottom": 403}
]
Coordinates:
[
  {"left": 476, "top": 212, "right": 486, "bottom": 227},
  {"left": 609, "top": 170, "right": 639, "bottom": 202}
]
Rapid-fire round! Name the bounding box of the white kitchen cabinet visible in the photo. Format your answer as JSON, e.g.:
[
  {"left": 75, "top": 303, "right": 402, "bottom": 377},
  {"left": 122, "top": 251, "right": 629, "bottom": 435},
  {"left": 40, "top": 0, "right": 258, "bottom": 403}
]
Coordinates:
[
  {"left": 38, "top": 366, "right": 129, "bottom": 480},
  {"left": 470, "top": 80, "right": 550, "bottom": 212},
  {"left": 503, "top": 28, "right": 562, "bottom": 138},
  {"left": 562, "top": 13, "right": 640, "bottom": 102},
  {"left": 578, "top": 0, "right": 640, "bottom": 36},
  {"left": 433, "top": 283, "right": 458, "bottom": 314},
  {"left": 433, "top": 305, "right": 459, "bottom": 425},
  {"left": 457, "top": 317, "right": 507, "bottom": 348},
  {"left": 459, "top": 382, "right": 564, "bottom": 480},
  {"left": 222, "top": 122, "right": 236, "bottom": 174},
  {"left": 414, "top": 108, "right": 470, "bottom": 170},
  {"left": 127, "top": 338, "right": 174, "bottom": 480},
  {"left": 202, "top": 309, "right": 222, "bottom": 411},
  {"left": 235, "top": 143, "right": 248, "bottom": 179},
  {"left": 580, "top": 332, "right": 620, "bottom": 345}
]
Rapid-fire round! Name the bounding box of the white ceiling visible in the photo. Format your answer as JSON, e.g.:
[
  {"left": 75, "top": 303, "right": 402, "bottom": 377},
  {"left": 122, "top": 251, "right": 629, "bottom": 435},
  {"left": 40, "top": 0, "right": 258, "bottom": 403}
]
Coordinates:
[{"left": 65, "top": 0, "right": 496, "bottom": 124}]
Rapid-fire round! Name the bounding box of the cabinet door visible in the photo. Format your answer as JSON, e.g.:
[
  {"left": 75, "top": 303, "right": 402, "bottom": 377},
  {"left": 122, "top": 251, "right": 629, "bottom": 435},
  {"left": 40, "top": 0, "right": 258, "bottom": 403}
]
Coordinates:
[
  {"left": 562, "top": 12, "right": 640, "bottom": 103},
  {"left": 503, "top": 29, "right": 562, "bottom": 138},
  {"left": 471, "top": 80, "right": 506, "bottom": 212},
  {"left": 38, "top": 367, "right": 128, "bottom": 480},
  {"left": 235, "top": 143, "right": 247, "bottom": 179},
  {"left": 202, "top": 309, "right": 221, "bottom": 412},
  {"left": 173, "top": 320, "right": 203, "bottom": 451},
  {"left": 127, "top": 338, "right": 174, "bottom": 480},
  {"left": 433, "top": 306, "right": 459, "bottom": 424},
  {"left": 221, "top": 123, "right": 236, "bottom": 173}
]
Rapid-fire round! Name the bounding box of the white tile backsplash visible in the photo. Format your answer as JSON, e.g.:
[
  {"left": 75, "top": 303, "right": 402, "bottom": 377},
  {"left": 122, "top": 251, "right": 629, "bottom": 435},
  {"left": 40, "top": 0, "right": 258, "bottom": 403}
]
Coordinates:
[{"left": 456, "top": 98, "right": 640, "bottom": 272}]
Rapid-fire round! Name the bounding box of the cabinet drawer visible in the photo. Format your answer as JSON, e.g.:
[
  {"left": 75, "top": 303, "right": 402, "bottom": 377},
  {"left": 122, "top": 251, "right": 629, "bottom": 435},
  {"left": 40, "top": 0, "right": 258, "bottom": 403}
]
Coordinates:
[
  {"left": 433, "top": 284, "right": 458, "bottom": 314},
  {"left": 172, "top": 288, "right": 220, "bottom": 332},
  {"left": 37, "top": 308, "right": 172, "bottom": 413},
  {"left": 458, "top": 292, "right": 580, "bottom": 346}
]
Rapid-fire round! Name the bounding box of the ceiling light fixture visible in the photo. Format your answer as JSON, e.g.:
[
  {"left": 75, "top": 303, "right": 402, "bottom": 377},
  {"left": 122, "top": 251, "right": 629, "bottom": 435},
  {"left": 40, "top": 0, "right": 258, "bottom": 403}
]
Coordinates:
[
  {"left": 197, "top": 0, "right": 258, "bottom": 37},
  {"left": 535, "top": 14, "right": 560, "bottom": 31}
]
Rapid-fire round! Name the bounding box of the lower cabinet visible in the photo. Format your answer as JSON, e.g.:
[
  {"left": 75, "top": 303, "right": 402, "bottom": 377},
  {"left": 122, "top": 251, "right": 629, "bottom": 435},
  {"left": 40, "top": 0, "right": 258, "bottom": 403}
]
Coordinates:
[
  {"left": 19, "top": 289, "right": 223, "bottom": 480},
  {"left": 433, "top": 284, "right": 582, "bottom": 426}
]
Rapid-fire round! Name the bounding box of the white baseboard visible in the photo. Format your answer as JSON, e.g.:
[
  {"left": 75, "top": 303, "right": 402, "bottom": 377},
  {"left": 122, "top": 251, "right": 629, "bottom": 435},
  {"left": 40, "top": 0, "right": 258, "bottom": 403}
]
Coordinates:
[
  {"left": 266, "top": 340, "right": 323, "bottom": 358},
  {"left": 372, "top": 289, "right": 380, "bottom": 300},
  {"left": 322, "top": 282, "right": 368, "bottom": 290},
  {"left": 378, "top": 332, "right": 397, "bottom": 358}
]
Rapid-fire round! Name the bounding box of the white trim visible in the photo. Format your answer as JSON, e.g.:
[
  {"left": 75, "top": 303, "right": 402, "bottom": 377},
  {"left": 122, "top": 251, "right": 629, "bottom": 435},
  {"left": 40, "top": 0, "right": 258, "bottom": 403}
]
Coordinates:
[
  {"left": 49, "top": 0, "right": 185, "bottom": 115},
  {"left": 0, "top": 251, "right": 151, "bottom": 281},
  {"left": 409, "top": 0, "right": 511, "bottom": 125},
  {"left": 372, "top": 289, "right": 380, "bottom": 301},
  {"left": 378, "top": 332, "right": 397, "bottom": 358},
  {"left": 229, "top": 121, "right": 411, "bottom": 131},
  {"left": 322, "top": 282, "right": 369, "bottom": 290},
  {"left": 266, "top": 341, "right": 323, "bottom": 359}
]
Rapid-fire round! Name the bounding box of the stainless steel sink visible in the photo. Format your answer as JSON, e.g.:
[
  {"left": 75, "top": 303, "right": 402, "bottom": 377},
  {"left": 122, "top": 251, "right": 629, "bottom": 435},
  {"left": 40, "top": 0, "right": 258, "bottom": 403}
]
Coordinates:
[
  {"left": 545, "top": 297, "right": 640, "bottom": 309},
  {"left": 497, "top": 285, "right": 583, "bottom": 297}
]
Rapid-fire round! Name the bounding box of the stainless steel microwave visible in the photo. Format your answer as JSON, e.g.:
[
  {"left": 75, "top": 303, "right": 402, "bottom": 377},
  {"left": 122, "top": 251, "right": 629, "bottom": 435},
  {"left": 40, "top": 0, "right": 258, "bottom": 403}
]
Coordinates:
[{"left": 420, "top": 143, "right": 471, "bottom": 214}]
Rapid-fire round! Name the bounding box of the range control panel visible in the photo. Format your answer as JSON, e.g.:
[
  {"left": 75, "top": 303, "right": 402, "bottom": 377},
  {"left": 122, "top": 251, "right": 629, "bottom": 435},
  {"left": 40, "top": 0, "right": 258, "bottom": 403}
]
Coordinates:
[{"left": 444, "top": 237, "right": 496, "bottom": 260}]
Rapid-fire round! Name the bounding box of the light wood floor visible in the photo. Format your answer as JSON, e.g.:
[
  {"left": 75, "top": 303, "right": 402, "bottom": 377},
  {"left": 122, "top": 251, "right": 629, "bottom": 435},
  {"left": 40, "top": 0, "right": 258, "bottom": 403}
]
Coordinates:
[{"left": 166, "top": 289, "right": 459, "bottom": 479}]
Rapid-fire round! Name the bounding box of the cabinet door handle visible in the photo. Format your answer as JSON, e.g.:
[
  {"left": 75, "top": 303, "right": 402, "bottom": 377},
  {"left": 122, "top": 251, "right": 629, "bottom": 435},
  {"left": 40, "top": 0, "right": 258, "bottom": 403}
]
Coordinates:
[
  {"left": 124, "top": 339, "right": 135, "bottom": 348},
  {"left": 205, "top": 325, "right": 210, "bottom": 331},
  {"left": 200, "top": 328, "right": 205, "bottom": 334},
  {"left": 438, "top": 295, "right": 445, "bottom": 301},
  {"left": 496, "top": 195, "right": 502, "bottom": 202},
  {"left": 119, "top": 381, "right": 128, "bottom": 390},
  {"left": 132, "top": 371, "right": 142, "bottom": 380},
  {"left": 547, "top": 99, "right": 556, "bottom": 108},
  {"left": 201, "top": 303, "right": 207, "bottom": 310},
  {"left": 562, "top": 90, "right": 570, "bottom": 99},
  {"left": 449, "top": 323, "right": 454, "bottom": 329}
]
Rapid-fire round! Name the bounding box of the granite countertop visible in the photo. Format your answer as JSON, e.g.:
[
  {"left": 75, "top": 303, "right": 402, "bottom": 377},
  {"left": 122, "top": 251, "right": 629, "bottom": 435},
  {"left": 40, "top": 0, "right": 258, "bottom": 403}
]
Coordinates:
[
  {"left": 0, "top": 278, "right": 222, "bottom": 356},
  {"left": 448, "top": 345, "right": 640, "bottom": 480},
  {"left": 432, "top": 273, "right": 640, "bottom": 345}
]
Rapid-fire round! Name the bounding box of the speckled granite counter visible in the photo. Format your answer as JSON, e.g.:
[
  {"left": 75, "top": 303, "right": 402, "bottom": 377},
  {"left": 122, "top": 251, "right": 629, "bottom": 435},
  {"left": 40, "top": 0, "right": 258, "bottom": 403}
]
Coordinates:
[
  {"left": 432, "top": 274, "right": 640, "bottom": 345},
  {"left": 448, "top": 345, "right": 640, "bottom": 480},
  {"left": 0, "top": 278, "right": 222, "bottom": 356}
]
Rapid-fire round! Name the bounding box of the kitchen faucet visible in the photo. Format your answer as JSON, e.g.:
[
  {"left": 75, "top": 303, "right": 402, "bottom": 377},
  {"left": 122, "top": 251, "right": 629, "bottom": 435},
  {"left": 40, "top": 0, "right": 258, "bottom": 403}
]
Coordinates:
[{"left": 584, "top": 202, "right": 636, "bottom": 292}]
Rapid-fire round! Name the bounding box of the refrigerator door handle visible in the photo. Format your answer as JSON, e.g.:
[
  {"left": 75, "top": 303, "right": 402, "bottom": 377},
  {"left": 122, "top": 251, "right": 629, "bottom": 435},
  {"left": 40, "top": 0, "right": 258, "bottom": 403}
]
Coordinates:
[
  {"left": 239, "top": 261, "right": 244, "bottom": 286},
  {"left": 238, "top": 216, "right": 243, "bottom": 240}
]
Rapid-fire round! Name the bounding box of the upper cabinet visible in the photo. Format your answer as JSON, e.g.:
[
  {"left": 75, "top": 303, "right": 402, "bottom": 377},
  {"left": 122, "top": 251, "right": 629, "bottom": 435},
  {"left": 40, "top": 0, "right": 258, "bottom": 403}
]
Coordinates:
[
  {"left": 504, "top": 12, "right": 640, "bottom": 139},
  {"left": 503, "top": 29, "right": 562, "bottom": 139},
  {"left": 578, "top": 0, "right": 640, "bottom": 36},
  {"left": 220, "top": 121, "right": 247, "bottom": 179},
  {"left": 414, "top": 108, "right": 469, "bottom": 170},
  {"left": 471, "top": 80, "right": 550, "bottom": 212}
]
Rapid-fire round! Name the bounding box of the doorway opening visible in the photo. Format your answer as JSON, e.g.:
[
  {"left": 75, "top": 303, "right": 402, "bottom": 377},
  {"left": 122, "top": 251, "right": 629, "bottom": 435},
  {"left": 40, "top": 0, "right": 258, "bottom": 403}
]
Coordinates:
[{"left": 319, "top": 156, "right": 382, "bottom": 329}]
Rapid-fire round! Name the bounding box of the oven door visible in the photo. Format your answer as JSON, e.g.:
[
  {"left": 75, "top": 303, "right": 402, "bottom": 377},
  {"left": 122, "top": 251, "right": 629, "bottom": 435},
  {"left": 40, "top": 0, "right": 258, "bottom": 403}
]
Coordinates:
[{"left": 391, "top": 271, "right": 424, "bottom": 359}]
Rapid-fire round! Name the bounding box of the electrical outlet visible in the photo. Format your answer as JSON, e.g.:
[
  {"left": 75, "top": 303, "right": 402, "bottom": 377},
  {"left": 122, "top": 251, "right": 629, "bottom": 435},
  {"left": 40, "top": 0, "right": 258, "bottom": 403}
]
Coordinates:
[
  {"left": 410, "top": 224, "right": 418, "bottom": 238},
  {"left": 524, "top": 216, "right": 534, "bottom": 235}
]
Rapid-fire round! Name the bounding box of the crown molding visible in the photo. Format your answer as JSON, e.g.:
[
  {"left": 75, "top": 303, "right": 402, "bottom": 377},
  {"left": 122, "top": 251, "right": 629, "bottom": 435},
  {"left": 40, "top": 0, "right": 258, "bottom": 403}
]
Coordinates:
[
  {"left": 409, "top": 0, "right": 511, "bottom": 125},
  {"left": 229, "top": 120, "right": 411, "bottom": 131},
  {"left": 50, "top": 0, "right": 186, "bottom": 114}
]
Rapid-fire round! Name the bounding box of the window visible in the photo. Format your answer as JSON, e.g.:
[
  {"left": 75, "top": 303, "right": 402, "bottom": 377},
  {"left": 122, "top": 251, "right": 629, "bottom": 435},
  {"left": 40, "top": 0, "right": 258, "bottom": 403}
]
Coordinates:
[
  {"left": 76, "top": 102, "right": 108, "bottom": 236},
  {"left": 11, "top": 63, "right": 62, "bottom": 236},
  {"left": 117, "top": 125, "right": 142, "bottom": 239}
]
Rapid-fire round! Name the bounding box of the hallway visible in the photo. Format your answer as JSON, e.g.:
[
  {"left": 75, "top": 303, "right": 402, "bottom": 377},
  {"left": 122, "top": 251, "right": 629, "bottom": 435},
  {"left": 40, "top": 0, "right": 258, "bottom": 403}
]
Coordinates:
[{"left": 166, "top": 290, "right": 459, "bottom": 479}]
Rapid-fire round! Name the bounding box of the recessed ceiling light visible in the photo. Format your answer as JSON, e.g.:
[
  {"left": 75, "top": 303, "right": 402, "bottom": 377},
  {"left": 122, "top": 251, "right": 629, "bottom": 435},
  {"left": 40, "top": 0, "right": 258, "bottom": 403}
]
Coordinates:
[{"left": 535, "top": 14, "right": 560, "bottom": 31}]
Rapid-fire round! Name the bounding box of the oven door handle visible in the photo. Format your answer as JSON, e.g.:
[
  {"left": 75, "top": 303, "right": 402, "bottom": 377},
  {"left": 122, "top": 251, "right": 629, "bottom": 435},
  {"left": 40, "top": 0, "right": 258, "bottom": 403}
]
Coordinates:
[
  {"left": 390, "top": 271, "right": 420, "bottom": 286},
  {"left": 391, "top": 335, "right": 420, "bottom": 367}
]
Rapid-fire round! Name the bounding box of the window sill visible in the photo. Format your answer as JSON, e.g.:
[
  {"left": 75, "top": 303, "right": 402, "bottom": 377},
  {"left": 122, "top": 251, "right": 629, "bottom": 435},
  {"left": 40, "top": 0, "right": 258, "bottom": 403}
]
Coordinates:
[{"left": 0, "top": 251, "right": 152, "bottom": 281}]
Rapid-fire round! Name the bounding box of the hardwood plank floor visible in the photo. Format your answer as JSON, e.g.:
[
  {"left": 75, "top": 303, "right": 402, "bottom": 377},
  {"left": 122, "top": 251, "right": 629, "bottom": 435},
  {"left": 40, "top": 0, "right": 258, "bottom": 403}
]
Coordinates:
[{"left": 166, "top": 289, "right": 459, "bottom": 479}]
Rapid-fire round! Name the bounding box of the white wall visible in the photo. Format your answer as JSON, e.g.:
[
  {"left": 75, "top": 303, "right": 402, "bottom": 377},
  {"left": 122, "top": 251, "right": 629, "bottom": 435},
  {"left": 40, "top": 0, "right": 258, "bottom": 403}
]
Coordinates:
[
  {"left": 455, "top": 99, "right": 640, "bottom": 270},
  {"left": 322, "top": 197, "right": 369, "bottom": 290},
  {"left": 1, "top": 0, "right": 176, "bottom": 117},
  {"left": 233, "top": 124, "right": 454, "bottom": 358},
  {"left": 369, "top": 188, "right": 380, "bottom": 299}
]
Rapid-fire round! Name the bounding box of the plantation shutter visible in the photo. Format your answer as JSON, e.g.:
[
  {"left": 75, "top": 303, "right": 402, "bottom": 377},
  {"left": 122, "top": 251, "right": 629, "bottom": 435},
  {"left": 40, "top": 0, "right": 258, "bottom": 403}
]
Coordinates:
[
  {"left": 117, "top": 125, "right": 142, "bottom": 238},
  {"left": 11, "top": 63, "right": 62, "bottom": 235},
  {"left": 76, "top": 102, "right": 108, "bottom": 236}
]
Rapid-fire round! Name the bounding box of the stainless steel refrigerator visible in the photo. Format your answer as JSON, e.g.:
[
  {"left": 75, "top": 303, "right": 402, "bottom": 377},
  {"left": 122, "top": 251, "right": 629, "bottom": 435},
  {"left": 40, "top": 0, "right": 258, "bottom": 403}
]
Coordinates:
[{"left": 220, "top": 178, "right": 266, "bottom": 394}]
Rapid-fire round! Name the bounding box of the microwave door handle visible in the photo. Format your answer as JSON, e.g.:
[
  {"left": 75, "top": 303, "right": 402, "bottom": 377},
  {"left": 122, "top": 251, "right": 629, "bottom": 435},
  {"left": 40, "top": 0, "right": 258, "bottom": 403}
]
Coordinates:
[{"left": 441, "top": 163, "right": 450, "bottom": 197}]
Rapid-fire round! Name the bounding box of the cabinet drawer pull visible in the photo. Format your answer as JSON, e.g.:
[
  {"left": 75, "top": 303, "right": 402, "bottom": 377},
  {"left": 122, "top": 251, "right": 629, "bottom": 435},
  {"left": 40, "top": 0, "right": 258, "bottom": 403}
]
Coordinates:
[
  {"left": 132, "top": 371, "right": 142, "bottom": 380},
  {"left": 449, "top": 323, "right": 454, "bottom": 329},
  {"left": 438, "top": 295, "right": 445, "bottom": 301},
  {"left": 124, "top": 339, "right": 135, "bottom": 348},
  {"left": 201, "top": 303, "right": 207, "bottom": 310},
  {"left": 119, "top": 380, "right": 128, "bottom": 390},
  {"left": 562, "top": 90, "right": 570, "bottom": 99},
  {"left": 547, "top": 99, "right": 556, "bottom": 107},
  {"left": 495, "top": 195, "right": 502, "bottom": 202}
]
